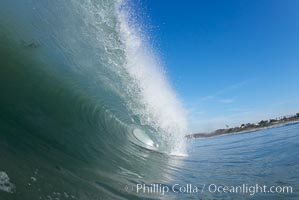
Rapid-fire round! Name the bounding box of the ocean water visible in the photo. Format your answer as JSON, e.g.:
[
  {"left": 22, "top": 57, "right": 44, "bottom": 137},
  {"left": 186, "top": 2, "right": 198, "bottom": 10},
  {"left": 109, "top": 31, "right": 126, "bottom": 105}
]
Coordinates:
[{"left": 0, "top": 0, "right": 298, "bottom": 199}]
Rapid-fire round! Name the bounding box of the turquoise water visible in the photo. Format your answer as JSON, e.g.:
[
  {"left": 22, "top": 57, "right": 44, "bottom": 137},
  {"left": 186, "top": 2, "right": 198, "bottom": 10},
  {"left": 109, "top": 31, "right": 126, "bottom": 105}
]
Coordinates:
[
  {"left": 0, "top": 0, "right": 298, "bottom": 199},
  {"left": 182, "top": 123, "right": 299, "bottom": 199}
]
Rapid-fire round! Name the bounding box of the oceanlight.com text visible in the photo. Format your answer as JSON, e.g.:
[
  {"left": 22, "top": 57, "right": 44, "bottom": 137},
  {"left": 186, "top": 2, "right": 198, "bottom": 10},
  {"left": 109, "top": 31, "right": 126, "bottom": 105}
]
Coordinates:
[{"left": 125, "top": 183, "right": 293, "bottom": 196}]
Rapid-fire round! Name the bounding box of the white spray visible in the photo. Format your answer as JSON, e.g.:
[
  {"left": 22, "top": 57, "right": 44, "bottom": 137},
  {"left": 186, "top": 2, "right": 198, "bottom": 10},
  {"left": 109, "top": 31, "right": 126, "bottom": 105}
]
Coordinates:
[{"left": 116, "top": 1, "right": 188, "bottom": 155}]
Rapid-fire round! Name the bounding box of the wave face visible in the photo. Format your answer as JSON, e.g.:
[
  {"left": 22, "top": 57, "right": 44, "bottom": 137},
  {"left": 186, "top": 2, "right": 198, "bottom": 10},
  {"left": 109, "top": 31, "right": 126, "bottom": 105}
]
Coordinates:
[
  {"left": 0, "top": 0, "right": 187, "bottom": 199},
  {"left": 0, "top": 0, "right": 188, "bottom": 152}
]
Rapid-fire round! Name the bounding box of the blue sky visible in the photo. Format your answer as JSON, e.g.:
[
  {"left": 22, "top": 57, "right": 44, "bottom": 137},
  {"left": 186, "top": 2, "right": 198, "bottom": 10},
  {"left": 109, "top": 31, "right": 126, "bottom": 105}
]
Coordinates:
[{"left": 137, "top": 0, "right": 299, "bottom": 132}]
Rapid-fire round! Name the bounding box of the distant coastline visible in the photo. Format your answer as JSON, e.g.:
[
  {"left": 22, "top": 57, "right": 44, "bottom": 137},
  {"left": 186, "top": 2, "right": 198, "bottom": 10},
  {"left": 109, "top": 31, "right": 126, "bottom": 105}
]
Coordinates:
[{"left": 187, "top": 113, "right": 299, "bottom": 139}]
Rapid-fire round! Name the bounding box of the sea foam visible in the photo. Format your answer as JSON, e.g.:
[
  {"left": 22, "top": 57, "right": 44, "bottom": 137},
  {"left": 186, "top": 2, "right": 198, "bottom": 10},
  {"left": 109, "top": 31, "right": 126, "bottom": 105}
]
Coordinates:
[{"left": 0, "top": 171, "right": 15, "bottom": 193}]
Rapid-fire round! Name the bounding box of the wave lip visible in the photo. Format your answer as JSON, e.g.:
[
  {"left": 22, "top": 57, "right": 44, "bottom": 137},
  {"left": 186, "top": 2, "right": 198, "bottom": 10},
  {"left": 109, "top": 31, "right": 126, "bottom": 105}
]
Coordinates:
[{"left": 117, "top": 1, "right": 188, "bottom": 155}]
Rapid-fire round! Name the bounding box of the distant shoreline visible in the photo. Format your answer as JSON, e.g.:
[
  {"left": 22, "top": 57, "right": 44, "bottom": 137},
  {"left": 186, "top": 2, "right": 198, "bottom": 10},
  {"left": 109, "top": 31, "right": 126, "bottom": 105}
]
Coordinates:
[{"left": 186, "top": 113, "right": 299, "bottom": 139}]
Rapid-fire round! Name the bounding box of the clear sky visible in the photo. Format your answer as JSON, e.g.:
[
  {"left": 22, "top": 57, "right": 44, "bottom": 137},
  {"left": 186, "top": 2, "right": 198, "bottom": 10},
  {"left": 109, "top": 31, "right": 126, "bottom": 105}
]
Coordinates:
[{"left": 137, "top": 0, "right": 299, "bottom": 132}]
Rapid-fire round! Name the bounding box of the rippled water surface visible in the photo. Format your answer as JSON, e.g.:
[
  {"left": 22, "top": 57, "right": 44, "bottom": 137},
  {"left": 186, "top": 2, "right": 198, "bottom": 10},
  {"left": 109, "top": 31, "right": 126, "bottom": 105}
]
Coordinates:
[{"left": 1, "top": 123, "right": 298, "bottom": 199}]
